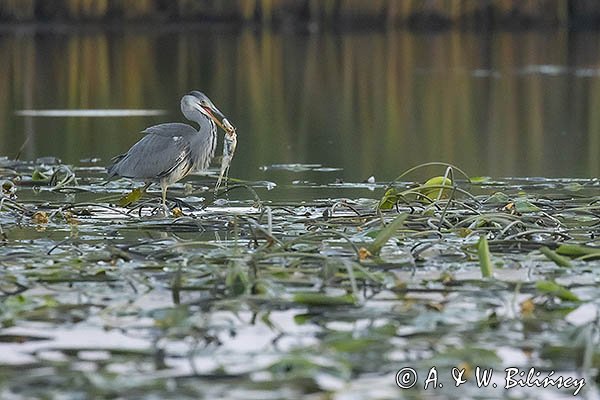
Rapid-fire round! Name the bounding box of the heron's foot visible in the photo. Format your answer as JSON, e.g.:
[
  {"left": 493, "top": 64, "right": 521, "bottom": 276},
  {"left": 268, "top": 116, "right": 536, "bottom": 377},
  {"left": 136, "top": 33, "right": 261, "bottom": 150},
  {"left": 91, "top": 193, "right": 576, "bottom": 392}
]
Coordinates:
[{"left": 170, "top": 197, "right": 196, "bottom": 211}]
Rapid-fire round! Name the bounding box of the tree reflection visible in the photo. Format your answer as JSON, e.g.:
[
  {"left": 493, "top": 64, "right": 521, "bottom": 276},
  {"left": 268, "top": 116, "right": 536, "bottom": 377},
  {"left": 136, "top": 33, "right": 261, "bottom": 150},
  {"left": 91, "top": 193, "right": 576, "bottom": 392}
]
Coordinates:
[{"left": 0, "top": 28, "right": 597, "bottom": 178}]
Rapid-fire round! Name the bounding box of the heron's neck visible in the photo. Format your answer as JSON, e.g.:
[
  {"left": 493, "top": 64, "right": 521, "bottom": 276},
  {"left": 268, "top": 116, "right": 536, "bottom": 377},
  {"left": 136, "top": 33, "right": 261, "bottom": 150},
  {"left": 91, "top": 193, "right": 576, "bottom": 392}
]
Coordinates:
[
  {"left": 190, "top": 114, "right": 210, "bottom": 130},
  {"left": 183, "top": 109, "right": 211, "bottom": 131},
  {"left": 197, "top": 115, "right": 216, "bottom": 133}
]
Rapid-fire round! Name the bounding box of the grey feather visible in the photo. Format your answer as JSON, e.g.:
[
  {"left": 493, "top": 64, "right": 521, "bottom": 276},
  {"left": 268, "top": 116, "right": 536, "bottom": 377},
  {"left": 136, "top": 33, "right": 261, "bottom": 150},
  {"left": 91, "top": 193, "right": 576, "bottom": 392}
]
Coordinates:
[
  {"left": 108, "top": 121, "right": 216, "bottom": 182},
  {"left": 141, "top": 123, "right": 197, "bottom": 137}
]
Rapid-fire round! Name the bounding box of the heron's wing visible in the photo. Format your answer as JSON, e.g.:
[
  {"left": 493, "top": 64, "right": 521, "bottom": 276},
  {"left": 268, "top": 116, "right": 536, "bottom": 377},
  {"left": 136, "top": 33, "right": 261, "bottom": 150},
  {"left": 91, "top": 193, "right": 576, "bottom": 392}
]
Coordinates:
[
  {"left": 108, "top": 128, "right": 195, "bottom": 181},
  {"left": 140, "top": 122, "right": 217, "bottom": 173},
  {"left": 141, "top": 123, "right": 197, "bottom": 138}
]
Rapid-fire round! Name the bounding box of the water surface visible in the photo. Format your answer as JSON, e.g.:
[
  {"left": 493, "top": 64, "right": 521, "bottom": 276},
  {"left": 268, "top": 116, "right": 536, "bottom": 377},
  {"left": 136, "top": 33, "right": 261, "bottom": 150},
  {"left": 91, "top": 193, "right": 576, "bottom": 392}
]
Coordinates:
[{"left": 1, "top": 27, "right": 599, "bottom": 184}]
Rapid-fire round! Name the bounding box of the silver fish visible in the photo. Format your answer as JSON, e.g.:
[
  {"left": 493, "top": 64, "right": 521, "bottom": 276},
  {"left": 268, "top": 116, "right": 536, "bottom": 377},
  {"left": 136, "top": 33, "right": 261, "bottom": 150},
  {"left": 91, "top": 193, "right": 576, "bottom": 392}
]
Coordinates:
[
  {"left": 215, "top": 119, "right": 237, "bottom": 191},
  {"left": 223, "top": 118, "right": 235, "bottom": 133}
]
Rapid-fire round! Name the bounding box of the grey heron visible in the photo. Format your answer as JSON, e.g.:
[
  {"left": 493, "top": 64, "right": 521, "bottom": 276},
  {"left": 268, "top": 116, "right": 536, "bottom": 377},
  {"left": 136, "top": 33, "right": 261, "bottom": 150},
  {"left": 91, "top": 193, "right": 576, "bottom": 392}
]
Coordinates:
[{"left": 107, "top": 91, "right": 234, "bottom": 212}]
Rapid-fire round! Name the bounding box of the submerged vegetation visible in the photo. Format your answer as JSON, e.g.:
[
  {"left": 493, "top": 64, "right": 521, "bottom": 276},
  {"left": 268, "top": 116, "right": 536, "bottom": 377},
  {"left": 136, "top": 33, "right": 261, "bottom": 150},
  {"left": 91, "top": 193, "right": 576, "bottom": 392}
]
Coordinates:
[{"left": 0, "top": 159, "right": 598, "bottom": 398}]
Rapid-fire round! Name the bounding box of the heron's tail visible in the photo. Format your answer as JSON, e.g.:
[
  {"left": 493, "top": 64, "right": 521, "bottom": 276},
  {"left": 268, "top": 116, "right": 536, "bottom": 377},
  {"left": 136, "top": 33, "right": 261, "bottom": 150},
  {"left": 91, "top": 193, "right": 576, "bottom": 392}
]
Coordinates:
[{"left": 106, "top": 154, "right": 126, "bottom": 177}]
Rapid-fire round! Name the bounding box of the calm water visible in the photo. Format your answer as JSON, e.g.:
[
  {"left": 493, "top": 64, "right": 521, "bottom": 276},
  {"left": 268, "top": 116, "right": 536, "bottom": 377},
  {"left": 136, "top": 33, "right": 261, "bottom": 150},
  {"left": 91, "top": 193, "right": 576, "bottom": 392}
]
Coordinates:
[{"left": 1, "top": 27, "right": 600, "bottom": 182}]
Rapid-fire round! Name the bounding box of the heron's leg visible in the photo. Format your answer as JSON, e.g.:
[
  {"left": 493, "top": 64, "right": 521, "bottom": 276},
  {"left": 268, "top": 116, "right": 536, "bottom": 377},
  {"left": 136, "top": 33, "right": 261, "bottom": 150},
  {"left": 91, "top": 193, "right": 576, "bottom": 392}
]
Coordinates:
[{"left": 160, "top": 181, "right": 169, "bottom": 215}]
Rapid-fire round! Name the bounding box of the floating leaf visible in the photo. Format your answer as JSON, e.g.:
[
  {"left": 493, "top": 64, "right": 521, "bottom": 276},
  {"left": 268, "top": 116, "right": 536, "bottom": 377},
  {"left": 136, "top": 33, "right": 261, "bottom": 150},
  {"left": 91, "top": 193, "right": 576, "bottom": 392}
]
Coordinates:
[
  {"left": 486, "top": 192, "right": 510, "bottom": 204},
  {"left": 564, "top": 182, "right": 583, "bottom": 192},
  {"left": 535, "top": 281, "right": 580, "bottom": 302},
  {"left": 268, "top": 356, "right": 318, "bottom": 377},
  {"left": 456, "top": 227, "right": 472, "bottom": 238},
  {"left": 293, "top": 313, "right": 315, "bottom": 325},
  {"left": 556, "top": 244, "right": 600, "bottom": 258},
  {"left": 326, "top": 337, "right": 380, "bottom": 353},
  {"left": 31, "top": 168, "right": 49, "bottom": 182},
  {"left": 539, "top": 246, "right": 572, "bottom": 268},
  {"left": 152, "top": 306, "right": 191, "bottom": 330},
  {"left": 514, "top": 198, "right": 540, "bottom": 213},
  {"left": 429, "top": 347, "right": 501, "bottom": 368},
  {"left": 1, "top": 180, "right": 15, "bottom": 195},
  {"left": 367, "top": 213, "right": 408, "bottom": 255},
  {"left": 478, "top": 235, "right": 493, "bottom": 278},
  {"left": 420, "top": 176, "right": 453, "bottom": 200},
  {"left": 226, "top": 261, "right": 249, "bottom": 296},
  {"left": 292, "top": 292, "right": 357, "bottom": 306},
  {"left": 378, "top": 188, "right": 398, "bottom": 210},
  {"left": 268, "top": 354, "right": 351, "bottom": 382},
  {"left": 0, "top": 334, "right": 50, "bottom": 343},
  {"left": 117, "top": 187, "right": 143, "bottom": 207},
  {"left": 470, "top": 176, "right": 491, "bottom": 183}
]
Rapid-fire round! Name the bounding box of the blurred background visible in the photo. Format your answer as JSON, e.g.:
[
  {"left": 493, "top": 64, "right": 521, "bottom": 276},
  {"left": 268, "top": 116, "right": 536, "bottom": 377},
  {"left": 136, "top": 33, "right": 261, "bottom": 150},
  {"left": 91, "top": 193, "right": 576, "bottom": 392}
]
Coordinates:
[{"left": 1, "top": 0, "right": 600, "bottom": 180}]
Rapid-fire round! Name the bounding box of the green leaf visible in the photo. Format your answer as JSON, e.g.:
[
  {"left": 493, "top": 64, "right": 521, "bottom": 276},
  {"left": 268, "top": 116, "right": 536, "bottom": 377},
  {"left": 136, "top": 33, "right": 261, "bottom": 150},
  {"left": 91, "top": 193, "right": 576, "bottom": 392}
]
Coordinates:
[
  {"left": 470, "top": 176, "right": 491, "bottom": 183},
  {"left": 31, "top": 168, "right": 49, "bottom": 182},
  {"left": 539, "top": 246, "right": 572, "bottom": 268},
  {"left": 293, "top": 313, "right": 315, "bottom": 325},
  {"left": 556, "top": 244, "right": 600, "bottom": 258},
  {"left": 478, "top": 235, "right": 493, "bottom": 278},
  {"left": 367, "top": 213, "right": 408, "bottom": 255},
  {"left": 429, "top": 347, "right": 501, "bottom": 368},
  {"left": 117, "top": 187, "right": 143, "bottom": 207},
  {"left": 152, "top": 306, "right": 191, "bottom": 329},
  {"left": 420, "top": 176, "right": 453, "bottom": 200},
  {"left": 292, "top": 292, "right": 357, "bottom": 306},
  {"left": 378, "top": 188, "right": 398, "bottom": 210},
  {"left": 514, "top": 198, "right": 540, "bottom": 213},
  {"left": 564, "top": 182, "right": 583, "bottom": 192},
  {"left": 535, "top": 281, "right": 580, "bottom": 302},
  {"left": 456, "top": 227, "right": 472, "bottom": 238},
  {"left": 326, "top": 337, "right": 380, "bottom": 353},
  {"left": 226, "top": 261, "right": 249, "bottom": 296},
  {"left": 267, "top": 354, "right": 352, "bottom": 381},
  {"left": 486, "top": 192, "right": 510, "bottom": 204}
]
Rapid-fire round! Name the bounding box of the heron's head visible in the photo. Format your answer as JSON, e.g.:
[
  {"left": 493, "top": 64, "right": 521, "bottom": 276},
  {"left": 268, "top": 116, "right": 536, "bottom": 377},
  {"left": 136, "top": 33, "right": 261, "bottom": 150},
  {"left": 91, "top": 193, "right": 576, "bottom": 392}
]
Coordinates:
[{"left": 181, "top": 91, "right": 232, "bottom": 132}]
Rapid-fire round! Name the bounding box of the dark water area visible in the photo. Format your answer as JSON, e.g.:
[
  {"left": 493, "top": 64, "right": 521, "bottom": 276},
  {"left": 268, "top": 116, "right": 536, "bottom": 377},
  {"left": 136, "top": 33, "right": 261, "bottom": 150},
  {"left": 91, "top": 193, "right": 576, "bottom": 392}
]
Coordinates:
[{"left": 1, "top": 27, "right": 599, "bottom": 183}]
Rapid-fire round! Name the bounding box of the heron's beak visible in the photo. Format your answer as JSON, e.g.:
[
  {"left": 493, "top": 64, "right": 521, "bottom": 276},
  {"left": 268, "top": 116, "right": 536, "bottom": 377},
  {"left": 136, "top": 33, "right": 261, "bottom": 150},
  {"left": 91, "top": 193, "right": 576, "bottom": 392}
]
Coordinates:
[{"left": 202, "top": 105, "right": 231, "bottom": 132}]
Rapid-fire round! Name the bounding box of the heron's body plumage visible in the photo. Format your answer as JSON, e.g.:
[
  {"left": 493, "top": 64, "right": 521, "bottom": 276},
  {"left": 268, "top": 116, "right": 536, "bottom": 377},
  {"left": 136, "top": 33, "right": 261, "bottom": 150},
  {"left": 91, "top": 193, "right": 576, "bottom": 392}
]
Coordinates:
[{"left": 107, "top": 121, "right": 217, "bottom": 182}]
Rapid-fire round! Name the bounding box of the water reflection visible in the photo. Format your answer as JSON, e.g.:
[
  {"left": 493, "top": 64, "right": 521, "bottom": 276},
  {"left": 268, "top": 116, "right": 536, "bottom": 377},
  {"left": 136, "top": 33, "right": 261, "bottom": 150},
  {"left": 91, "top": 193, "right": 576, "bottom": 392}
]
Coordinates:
[{"left": 0, "top": 28, "right": 599, "bottom": 179}]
